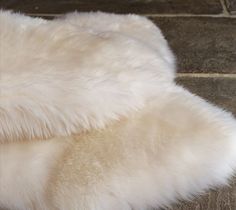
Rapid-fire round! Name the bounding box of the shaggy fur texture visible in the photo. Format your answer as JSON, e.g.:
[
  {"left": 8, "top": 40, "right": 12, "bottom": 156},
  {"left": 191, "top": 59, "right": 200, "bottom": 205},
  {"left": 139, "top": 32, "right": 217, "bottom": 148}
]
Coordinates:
[
  {"left": 0, "top": 11, "right": 236, "bottom": 210},
  {"left": 0, "top": 10, "right": 174, "bottom": 142}
]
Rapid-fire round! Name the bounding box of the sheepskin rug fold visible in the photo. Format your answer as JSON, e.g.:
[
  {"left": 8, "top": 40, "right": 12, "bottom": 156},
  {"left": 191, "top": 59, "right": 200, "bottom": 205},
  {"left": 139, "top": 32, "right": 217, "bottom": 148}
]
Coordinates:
[{"left": 0, "top": 11, "right": 236, "bottom": 210}]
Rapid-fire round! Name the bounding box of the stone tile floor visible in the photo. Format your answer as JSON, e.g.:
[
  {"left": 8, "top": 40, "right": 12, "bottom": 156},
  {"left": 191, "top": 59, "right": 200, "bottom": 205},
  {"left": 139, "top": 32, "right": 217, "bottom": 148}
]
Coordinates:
[{"left": 0, "top": 0, "right": 235, "bottom": 209}]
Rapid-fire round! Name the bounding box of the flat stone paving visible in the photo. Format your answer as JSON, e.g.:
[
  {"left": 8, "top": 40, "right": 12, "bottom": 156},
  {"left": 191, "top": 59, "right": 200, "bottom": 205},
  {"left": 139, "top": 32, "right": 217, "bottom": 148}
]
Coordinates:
[
  {"left": 0, "top": 0, "right": 223, "bottom": 15},
  {"left": 176, "top": 76, "right": 236, "bottom": 115},
  {"left": 226, "top": 0, "right": 236, "bottom": 14},
  {"left": 0, "top": 0, "right": 235, "bottom": 210},
  {"left": 161, "top": 178, "right": 236, "bottom": 210},
  {"left": 154, "top": 17, "right": 236, "bottom": 73}
]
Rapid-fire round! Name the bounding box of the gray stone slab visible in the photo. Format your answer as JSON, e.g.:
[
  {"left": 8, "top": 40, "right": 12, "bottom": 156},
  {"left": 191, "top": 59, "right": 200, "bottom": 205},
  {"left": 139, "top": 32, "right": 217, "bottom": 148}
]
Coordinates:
[
  {"left": 225, "top": 0, "right": 236, "bottom": 14},
  {"left": 162, "top": 178, "right": 236, "bottom": 210},
  {"left": 0, "top": 0, "right": 223, "bottom": 15},
  {"left": 152, "top": 17, "right": 236, "bottom": 73},
  {"left": 176, "top": 76, "right": 236, "bottom": 115}
]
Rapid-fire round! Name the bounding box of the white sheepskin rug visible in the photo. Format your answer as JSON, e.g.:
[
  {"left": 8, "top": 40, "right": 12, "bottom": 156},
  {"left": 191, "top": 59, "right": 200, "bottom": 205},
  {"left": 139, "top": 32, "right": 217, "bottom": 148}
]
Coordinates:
[
  {"left": 0, "top": 11, "right": 236, "bottom": 210},
  {"left": 0, "top": 10, "right": 175, "bottom": 141}
]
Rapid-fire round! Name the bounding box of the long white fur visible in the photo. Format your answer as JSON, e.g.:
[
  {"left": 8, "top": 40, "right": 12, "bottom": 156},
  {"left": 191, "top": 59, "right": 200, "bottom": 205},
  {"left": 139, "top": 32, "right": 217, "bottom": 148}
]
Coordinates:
[
  {"left": 0, "top": 11, "right": 236, "bottom": 210},
  {"left": 1, "top": 86, "right": 236, "bottom": 210},
  {"left": 0, "top": 10, "right": 175, "bottom": 142}
]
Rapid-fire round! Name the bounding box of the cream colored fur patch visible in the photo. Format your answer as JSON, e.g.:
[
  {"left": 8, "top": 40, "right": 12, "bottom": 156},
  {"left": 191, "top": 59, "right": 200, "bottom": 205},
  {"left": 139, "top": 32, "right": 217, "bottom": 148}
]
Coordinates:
[
  {"left": 0, "top": 11, "right": 236, "bottom": 210},
  {"left": 0, "top": 10, "right": 175, "bottom": 142}
]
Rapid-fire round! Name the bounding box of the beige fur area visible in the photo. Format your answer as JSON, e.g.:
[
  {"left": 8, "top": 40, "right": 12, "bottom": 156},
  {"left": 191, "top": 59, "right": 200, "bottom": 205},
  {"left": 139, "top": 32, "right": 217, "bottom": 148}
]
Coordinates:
[
  {"left": 0, "top": 10, "right": 174, "bottom": 142},
  {"left": 50, "top": 89, "right": 236, "bottom": 210},
  {"left": 0, "top": 11, "right": 236, "bottom": 210},
  {"left": 1, "top": 87, "right": 236, "bottom": 210}
]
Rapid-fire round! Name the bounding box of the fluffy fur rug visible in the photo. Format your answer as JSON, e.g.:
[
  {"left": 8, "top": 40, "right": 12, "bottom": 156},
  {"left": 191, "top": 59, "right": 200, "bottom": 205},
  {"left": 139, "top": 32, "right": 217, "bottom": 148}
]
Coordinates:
[
  {"left": 0, "top": 11, "right": 236, "bottom": 210},
  {"left": 0, "top": 10, "right": 175, "bottom": 142}
]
